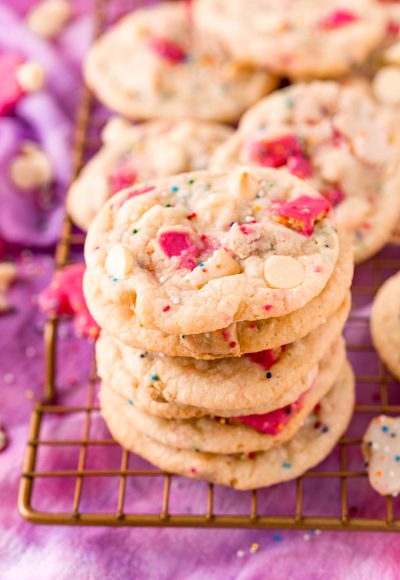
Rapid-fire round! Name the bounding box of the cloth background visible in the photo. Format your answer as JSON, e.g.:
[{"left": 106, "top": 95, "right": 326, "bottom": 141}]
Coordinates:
[{"left": 1, "top": 2, "right": 400, "bottom": 578}]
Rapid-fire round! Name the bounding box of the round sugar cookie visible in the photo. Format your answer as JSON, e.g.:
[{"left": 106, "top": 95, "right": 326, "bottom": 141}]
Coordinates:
[
  {"left": 84, "top": 3, "right": 276, "bottom": 122},
  {"left": 100, "top": 361, "right": 355, "bottom": 490},
  {"left": 211, "top": 82, "right": 400, "bottom": 263},
  {"left": 96, "top": 301, "right": 348, "bottom": 418},
  {"left": 100, "top": 340, "right": 345, "bottom": 455},
  {"left": 100, "top": 336, "right": 345, "bottom": 421},
  {"left": 84, "top": 167, "right": 340, "bottom": 336},
  {"left": 371, "top": 272, "right": 400, "bottom": 380},
  {"left": 67, "top": 119, "right": 234, "bottom": 231},
  {"left": 195, "top": 0, "right": 385, "bottom": 79},
  {"left": 84, "top": 235, "right": 352, "bottom": 358}
]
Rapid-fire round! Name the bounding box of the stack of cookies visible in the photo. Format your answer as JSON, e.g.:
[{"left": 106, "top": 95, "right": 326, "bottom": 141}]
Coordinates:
[{"left": 84, "top": 165, "right": 355, "bottom": 489}]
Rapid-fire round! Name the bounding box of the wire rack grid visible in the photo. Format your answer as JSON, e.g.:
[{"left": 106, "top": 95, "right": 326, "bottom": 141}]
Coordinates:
[{"left": 18, "top": 0, "right": 400, "bottom": 531}]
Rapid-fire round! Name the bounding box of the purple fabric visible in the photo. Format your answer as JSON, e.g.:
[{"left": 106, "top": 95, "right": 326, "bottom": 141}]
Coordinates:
[{"left": 1, "top": 2, "right": 400, "bottom": 579}]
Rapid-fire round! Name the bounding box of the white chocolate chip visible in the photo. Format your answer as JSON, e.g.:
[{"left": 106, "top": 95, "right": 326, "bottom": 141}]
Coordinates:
[
  {"left": 184, "top": 249, "right": 241, "bottom": 288},
  {"left": 105, "top": 244, "right": 133, "bottom": 279},
  {"left": 101, "top": 117, "right": 132, "bottom": 144},
  {"left": 16, "top": 62, "right": 45, "bottom": 93},
  {"left": 10, "top": 143, "right": 53, "bottom": 191},
  {"left": 373, "top": 66, "right": 400, "bottom": 106},
  {"left": 228, "top": 166, "right": 259, "bottom": 200},
  {"left": 27, "top": 0, "right": 71, "bottom": 39},
  {"left": 382, "top": 41, "right": 400, "bottom": 66},
  {"left": 264, "top": 255, "right": 304, "bottom": 289}
]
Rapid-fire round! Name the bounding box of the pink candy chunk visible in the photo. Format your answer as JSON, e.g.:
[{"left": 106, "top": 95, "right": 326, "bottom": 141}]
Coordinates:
[
  {"left": 248, "top": 134, "right": 313, "bottom": 179},
  {"left": 245, "top": 348, "right": 277, "bottom": 371},
  {"left": 322, "top": 186, "right": 345, "bottom": 207},
  {"left": 109, "top": 159, "right": 137, "bottom": 194},
  {"left": 158, "top": 230, "right": 199, "bottom": 259},
  {"left": 319, "top": 9, "right": 358, "bottom": 29},
  {"left": 235, "top": 397, "right": 303, "bottom": 435},
  {"left": 0, "top": 53, "right": 25, "bottom": 116},
  {"left": 270, "top": 195, "right": 332, "bottom": 236},
  {"left": 39, "top": 263, "right": 99, "bottom": 339},
  {"left": 148, "top": 37, "right": 187, "bottom": 64}
]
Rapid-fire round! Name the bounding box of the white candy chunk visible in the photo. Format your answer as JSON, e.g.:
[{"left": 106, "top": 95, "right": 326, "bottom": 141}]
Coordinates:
[
  {"left": 373, "top": 66, "right": 400, "bottom": 106},
  {"left": 10, "top": 142, "right": 53, "bottom": 191},
  {"left": 383, "top": 41, "right": 400, "bottom": 65},
  {"left": 228, "top": 166, "right": 259, "bottom": 199},
  {"left": 105, "top": 244, "right": 133, "bottom": 279},
  {"left": 363, "top": 416, "right": 400, "bottom": 496},
  {"left": 101, "top": 117, "right": 132, "bottom": 144},
  {"left": 27, "top": 0, "right": 71, "bottom": 39},
  {"left": 16, "top": 62, "right": 45, "bottom": 92},
  {"left": 264, "top": 255, "right": 304, "bottom": 289},
  {"left": 184, "top": 249, "right": 241, "bottom": 288}
]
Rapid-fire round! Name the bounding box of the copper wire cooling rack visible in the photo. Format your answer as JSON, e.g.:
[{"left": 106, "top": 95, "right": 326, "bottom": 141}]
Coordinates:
[{"left": 18, "top": 0, "right": 400, "bottom": 530}]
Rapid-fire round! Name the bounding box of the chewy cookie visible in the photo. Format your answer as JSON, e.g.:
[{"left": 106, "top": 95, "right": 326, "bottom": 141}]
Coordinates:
[
  {"left": 96, "top": 303, "right": 347, "bottom": 418},
  {"left": 99, "top": 336, "right": 345, "bottom": 453},
  {"left": 67, "top": 119, "right": 234, "bottom": 231},
  {"left": 363, "top": 416, "right": 400, "bottom": 496},
  {"left": 100, "top": 361, "right": 355, "bottom": 490},
  {"left": 85, "top": 167, "right": 339, "bottom": 336},
  {"left": 211, "top": 82, "right": 400, "bottom": 263},
  {"left": 84, "top": 3, "right": 276, "bottom": 122},
  {"left": 195, "top": 0, "right": 385, "bottom": 79},
  {"left": 371, "top": 272, "right": 400, "bottom": 380},
  {"left": 84, "top": 237, "right": 352, "bottom": 358}
]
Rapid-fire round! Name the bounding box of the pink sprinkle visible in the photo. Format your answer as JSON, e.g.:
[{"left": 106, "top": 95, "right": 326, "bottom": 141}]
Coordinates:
[
  {"left": 264, "top": 304, "right": 272, "bottom": 311},
  {"left": 149, "top": 37, "right": 187, "bottom": 64},
  {"left": 246, "top": 349, "right": 277, "bottom": 371},
  {"left": 190, "top": 467, "right": 197, "bottom": 474},
  {"left": 162, "top": 305, "right": 171, "bottom": 312},
  {"left": 0, "top": 53, "right": 25, "bottom": 116},
  {"left": 235, "top": 395, "right": 304, "bottom": 435},
  {"left": 239, "top": 224, "right": 256, "bottom": 235},
  {"left": 109, "top": 159, "right": 137, "bottom": 194},
  {"left": 319, "top": 9, "right": 358, "bottom": 29},
  {"left": 229, "top": 341, "right": 237, "bottom": 348},
  {"left": 314, "top": 266, "right": 323, "bottom": 273},
  {"left": 270, "top": 195, "right": 332, "bottom": 236},
  {"left": 186, "top": 212, "right": 197, "bottom": 220},
  {"left": 387, "top": 19, "right": 400, "bottom": 36},
  {"left": 158, "top": 231, "right": 195, "bottom": 258},
  {"left": 322, "top": 186, "right": 345, "bottom": 207}
]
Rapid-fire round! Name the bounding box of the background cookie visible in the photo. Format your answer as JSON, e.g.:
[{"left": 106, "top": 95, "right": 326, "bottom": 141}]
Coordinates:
[
  {"left": 195, "top": 0, "right": 385, "bottom": 79},
  {"left": 100, "top": 361, "right": 355, "bottom": 490},
  {"left": 363, "top": 415, "right": 400, "bottom": 496},
  {"left": 211, "top": 82, "right": 400, "bottom": 263},
  {"left": 85, "top": 167, "right": 339, "bottom": 336},
  {"left": 371, "top": 271, "right": 400, "bottom": 380},
  {"left": 84, "top": 2, "right": 276, "bottom": 122}
]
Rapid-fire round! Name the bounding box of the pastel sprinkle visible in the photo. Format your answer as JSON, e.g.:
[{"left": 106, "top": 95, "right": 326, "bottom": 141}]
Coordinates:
[
  {"left": 382, "top": 425, "right": 389, "bottom": 433},
  {"left": 264, "top": 304, "right": 272, "bottom": 311},
  {"left": 273, "top": 534, "right": 282, "bottom": 542},
  {"left": 266, "top": 372, "right": 272, "bottom": 379},
  {"left": 395, "top": 456, "right": 400, "bottom": 462},
  {"left": 132, "top": 228, "right": 138, "bottom": 234},
  {"left": 187, "top": 179, "right": 195, "bottom": 185},
  {"left": 170, "top": 186, "right": 179, "bottom": 192},
  {"left": 162, "top": 305, "right": 171, "bottom": 312},
  {"left": 282, "top": 461, "right": 292, "bottom": 469},
  {"left": 151, "top": 375, "right": 159, "bottom": 381}
]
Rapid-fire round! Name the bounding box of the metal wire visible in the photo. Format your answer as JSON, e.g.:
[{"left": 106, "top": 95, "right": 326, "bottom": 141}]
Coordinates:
[{"left": 18, "top": 0, "right": 400, "bottom": 530}]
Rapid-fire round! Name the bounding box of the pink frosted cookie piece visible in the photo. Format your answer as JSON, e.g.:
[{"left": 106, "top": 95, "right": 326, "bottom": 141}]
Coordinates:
[
  {"left": 39, "top": 263, "right": 99, "bottom": 339},
  {"left": 319, "top": 9, "right": 359, "bottom": 29},
  {"left": 322, "top": 186, "right": 345, "bottom": 207},
  {"left": 235, "top": 395, "right": 304, "bottom": 435},
  {"left": 248, "top": 135, "right": 312, "bottom": 179},
  {"left": 0, "top": 53, "right": 25, "bottom": 116},
  {"left": 158, "top": 231, "right": 200, "bottom": 271},
  {"left": 109, "top": 159, "right": 137, "bottom": 194},
  {"left": 245, "top": 348, "right": 278, "bottom": 371},
  {"left": 270, "top": 195, "right": 331, "bottom": 236},
  {"left": 148, "top": 37, "right": 187, "bottom": 64}
]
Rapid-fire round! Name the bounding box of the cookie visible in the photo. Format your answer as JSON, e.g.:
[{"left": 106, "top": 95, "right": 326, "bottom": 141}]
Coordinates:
[
  {"left": 84, "top": 235, "right": 352, "bottom": 358},
  {"left": 195, "top": 0, "right": 385, "bottom": 79},
  {"left": 362, "top": 416, "right": 400, "bottom": 496},
  {"left": 85, "top": 167, "right": 339, "bottom": 336},
  {"left": 211, "top": 82, "right": 400, "bottom": 263},
  {"left": 371, "top": 272, "right": 400, "bottom": 380},
  {"left": 100, "top": 337, "right": 345, "bottom": 454},
  {"left": 96, "top": 300, "right": 348, "bottom": 418},
  {"left": 100, "top": 360, "right": 355, "bottom": 490},
  {"left": 84, "top": 3, "right": 276, "bottom": 122},
  {"left": 67, "top": 119, "right": 234, "bottom": 231}
]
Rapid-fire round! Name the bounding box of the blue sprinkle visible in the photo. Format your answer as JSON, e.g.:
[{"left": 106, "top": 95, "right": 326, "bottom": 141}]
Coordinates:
[
  {"left": 273, "top": 534, "right": 282, "bottom": 542},
  {"left": 322, "top": 425, "right": 329, "bottom": 433},
  {"left": 198, "top": 263, "right": 204, "bottom": 267},
  {"left": 170, "top": 186, "right": 179, "bottom": 192},
  {"left": 112, "top": 277, "right": 118, "bottom": 283},
  {"left": 266, "top": 372, "right": 272, "bottom": 379},
  {"left": 395, "top": 455, "right": 400, "bottom": 462},
  {"left": 382, "top": 425, "right": 389, "bottom": 433},
  {"left": 151, "top": 375, "right": 159, "bottom": 381},
  {"left": 128, "top": 398, "right": 134, "bottom": 406},
  {"left": 282, "top": 461, "right": 291, "bottom": 469}
]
